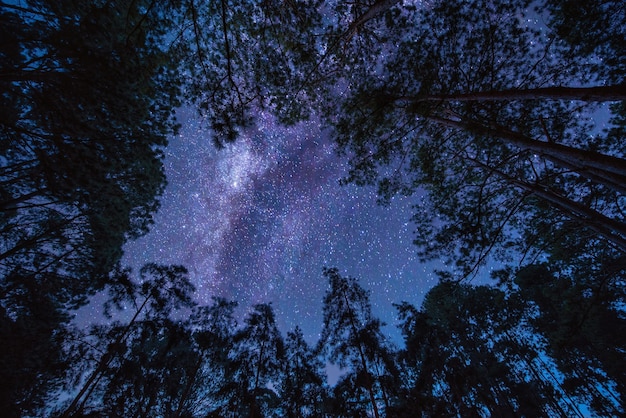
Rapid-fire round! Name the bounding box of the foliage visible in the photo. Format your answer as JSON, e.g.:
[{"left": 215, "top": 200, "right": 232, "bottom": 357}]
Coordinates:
[
  {"left": 171, "top": 0, "right": 325, "bottom": 147},
  {"left": 1, "top": 0, "right": 624, "bottom": 416},
  {"left": 325, "top": 0, "right": 626, "bottom": 279}
]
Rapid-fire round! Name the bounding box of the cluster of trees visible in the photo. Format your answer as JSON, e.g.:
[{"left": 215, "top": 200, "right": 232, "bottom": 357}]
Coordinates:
[
  {"left": 4, "top": 265, "right": 624, "bottom": 416},
  {"left": 0, "top": 1, "right": 180, "bottom": 416},
  {"left": 326, "top": 0, "right": 626, "bottom": 283},
  {"left": 1, "top": 0, "right": 624, "bottom": 416}
]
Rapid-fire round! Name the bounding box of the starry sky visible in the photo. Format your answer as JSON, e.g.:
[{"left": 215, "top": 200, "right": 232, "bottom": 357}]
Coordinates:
[
  {"left": 116, "top": 0, "right": 550, "bottom": 349},
  {"left": 122, "top": 107, "right": 447, "bottom": 344}
]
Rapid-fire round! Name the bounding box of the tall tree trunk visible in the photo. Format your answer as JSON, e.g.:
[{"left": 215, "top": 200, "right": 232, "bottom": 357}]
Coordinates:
[
  {"left": 429, "top": 115, "right": 626, "bottom": 194},
  {"left": 506, "top": 331, "right": 573, "bottom": 418},
  {"left": 249, "top": 340, "right": 266, "bottom": 418},
  {"left": 372, "top": 358, "right": 391, "bottom": 412},
  {"left": 342, "top": 292, "right": 380, "bottom": 418},
  {"left": 473, "top": 160, "right": 626, "bottom": 252},
  {"left": 393, "top": 84, "right": 626, "bottom": 102},
  {"left": 61, "top": 295, "right": 151, "bottom": 417},
  {"left": 172, "top": 355, "right": 203, "bottom": 418}
]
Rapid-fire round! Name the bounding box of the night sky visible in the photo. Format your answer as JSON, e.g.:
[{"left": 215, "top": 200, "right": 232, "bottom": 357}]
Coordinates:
[
  {"left": 116, "top": 7, "right": 548, "bottom": 347},
  {"left": 122, "top": 107, "right": 453, "bottom": 344}
]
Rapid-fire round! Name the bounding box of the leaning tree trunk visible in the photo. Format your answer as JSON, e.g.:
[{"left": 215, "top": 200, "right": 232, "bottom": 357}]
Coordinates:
[
  {"left": 61, "top": 294, "right": 152, "bottom": 417},
  {"left": 429, "top": 115, "right": 626, "bottom": 195},
  {"left": 472, "top": 159, "right": 626, "bottom": 252},
  {"left": 392, "top": 84, "right": 626, "bottom": 103}
]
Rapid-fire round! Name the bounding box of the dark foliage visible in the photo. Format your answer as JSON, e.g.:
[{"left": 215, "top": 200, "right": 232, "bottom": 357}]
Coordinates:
[{"left": 1, "top": 0, "right": 623, "bottom": 416}]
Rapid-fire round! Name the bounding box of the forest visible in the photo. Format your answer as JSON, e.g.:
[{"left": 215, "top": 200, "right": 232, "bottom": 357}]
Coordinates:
[{"left": 0, "top": 0, "right": 624, "bottom": 416}]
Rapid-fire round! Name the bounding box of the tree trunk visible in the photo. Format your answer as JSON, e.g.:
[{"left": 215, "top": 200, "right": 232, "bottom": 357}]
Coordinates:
[
  {"left": 249, "top": 340, "right": 266, "bottom": 418},
  {"left": 474, "top": 160, "right": 626, "bottom": 252},
  {"left": 61, "top": 295, "right": 151, "bottom": 417},
  {"left": 429, "top": 115, "right": 626, "bottom": 194},
  {"left": 394, "top": 84, "right": 626, "bottom": 103},
  {"left": 507, "top": 331, "right": 572, "bottom": 418},
  {"left": 342, "top": 292, "right": 380, "bottom": 418},
  {"left": 172, "top": 355, "right": 203, "bottom": 418}
]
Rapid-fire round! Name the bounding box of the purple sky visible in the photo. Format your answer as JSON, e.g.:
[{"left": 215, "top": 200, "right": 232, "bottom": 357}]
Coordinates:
[{"left": 121, "top": 107, "right": 448, "bottom": 343}]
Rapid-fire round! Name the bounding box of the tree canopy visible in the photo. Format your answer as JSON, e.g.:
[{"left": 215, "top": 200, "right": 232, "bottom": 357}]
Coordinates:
[{"left": 1, "top": 0, "right": 624, "bottom": 416}]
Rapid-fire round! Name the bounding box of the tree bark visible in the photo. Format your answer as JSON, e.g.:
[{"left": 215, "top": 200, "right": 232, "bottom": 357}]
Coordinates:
[
  {"left": 476, "top": 161, "right": 626, "bottom": 252},
  {"left": 429, "top": 115, "right": 626, "bottom": 194},
  {"left": 393, "top": 84, "right": 626, "bottom": 103}
]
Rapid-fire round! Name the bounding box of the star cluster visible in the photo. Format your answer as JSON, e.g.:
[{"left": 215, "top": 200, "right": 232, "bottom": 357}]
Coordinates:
[{"left": 123, "top": 108, "right": 440, "bottom": 342}]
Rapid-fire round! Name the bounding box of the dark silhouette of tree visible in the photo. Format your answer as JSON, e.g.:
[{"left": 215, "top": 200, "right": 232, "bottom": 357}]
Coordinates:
[
  {"left": 543, "top": 0, "right": 625, "bottom": 84},
  {"left": 325, "top": 0, "right": 626, "bottom": 278},
  {"left": 60, "top": 264, "right": 194, "bottom": 417},
  {"left": 515, "top": 264, "right": 626, "bottom": 415},
  {"left": 219, "top": 303, "right": 285, "bottom": 418},
  {"left": 173, "top": 0, "right": 324, "bottom": 147},
  {"left": 0, "top": 272, "right": 70, "bottom": 417},
  {"left": 96, "top": 318, "right": 199, "bottom": 417},
  {"left": 178, "top": 297, "right": 239, "bottom": 417},
  {"left": 318, "top": 267, "right": 398, "bottom": 418},
  {"left": 0, "top": 0, "right": 183, "bottom": 320},
  {"left": 280, "top": 326, "right": 328, "bottom": 417},
  {"left": 393, "top": 281, "right": 590, "bottom": 417}
]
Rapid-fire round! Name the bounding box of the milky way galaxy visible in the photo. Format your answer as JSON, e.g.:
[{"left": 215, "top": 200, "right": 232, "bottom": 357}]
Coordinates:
[{"left": 123, "top": 108, "right": 441, "bottom": 343}]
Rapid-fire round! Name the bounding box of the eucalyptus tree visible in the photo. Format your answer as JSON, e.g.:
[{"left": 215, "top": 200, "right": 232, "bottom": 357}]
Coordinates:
[
  {"left": 0, "top": 0, "right": 183, "bottom": 314},
  {"left": 218, "top": 303, "right": 285, "bottom": 418},
  {"left": 177, "top": 297, "right": 239, "bottom": 417},
  {"left": 542, "top": 0, "right": 625, "bottom": 84},
  {"left": 60, "top": 264, "right": 195, "bottom": 417},
  {"left": 394, "top": 282, "right": 571, "bottom": 417},
  {"left": 94, "top": 318, "right": 199, "bottom": 418},
  {"left": 171, "top": 0, "right": 325, "bottom": 147},
  {"left": 0, "top": 274, "right": 71, "bottom": 417},
  {"left": 1, "top": 5, "right": 185, "bottom": 411},
  {"left": 514, "top": 264, "right": 626, "bottom": 416},
  {"left": 318, "top": 267, "right": 398, "bottom": 418},
  {"left": 280, "top": 326, "right": 328, "bottom": 418},
  {"left": 324, "top": 0, "right": 626, "bottom": 278}
]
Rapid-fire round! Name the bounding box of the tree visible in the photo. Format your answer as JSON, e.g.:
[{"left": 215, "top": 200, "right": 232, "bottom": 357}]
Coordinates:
[
  {"left": 60, "top": 264, "right": 194, "bottom": 417},
  {"left": 219, "top": 303, "right": 285, "bottom": 418},
  {"left": 1, "top": 3, "right": 186, "bottom": 412},
  {"left": 0, "top": 272, "right": 71, "bottom": 417},
  {"left": 172, "top": 0, "right": 325, "bottom": 146},
  {"left": 280, "top": 326, "right": 327, "bottom": 418},
  {"left": 1, "top": 0, "right": 182, "bottom": 305},
  {"left": 325, "top": 0, "right": 626, "bottom": 278},
  {"left": 394, "top": 281, "right": 580, "bottom": 417},
  {"left": 542, "top": 0, "right": 625, "bottom": 84},
  {"left": 318, "top": 267, "right": 398, "bottom": 418},
  {"left": 97, "top": 317, "right": 200, "bottom": 417},
  {"left": 514, "top": 264, "right": 626, "bottom": 415},
  {"left": 177, "top": 297, "right": 239, "bottom": 417}
]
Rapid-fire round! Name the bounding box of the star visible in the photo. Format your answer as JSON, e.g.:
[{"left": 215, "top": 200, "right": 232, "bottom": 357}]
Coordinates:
[{"left": 123, "top": 108, "right": 441, "bottom": 344}]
